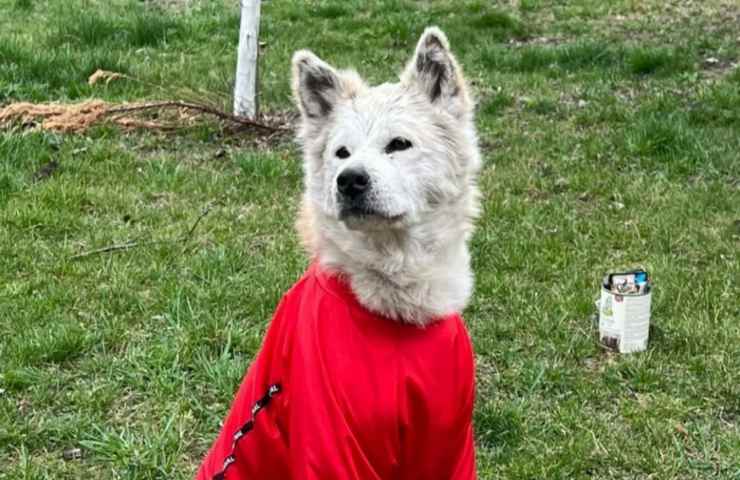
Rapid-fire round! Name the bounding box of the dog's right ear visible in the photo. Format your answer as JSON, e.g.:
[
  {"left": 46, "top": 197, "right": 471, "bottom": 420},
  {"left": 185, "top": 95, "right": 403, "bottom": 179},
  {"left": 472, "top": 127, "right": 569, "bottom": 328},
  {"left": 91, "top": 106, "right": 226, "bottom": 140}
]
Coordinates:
[
  {"left": 292, "top": 50, "right": 366, "bottom": 124},
  {"left": 292, "top": 50, "right": 342, "bottom": 120}
]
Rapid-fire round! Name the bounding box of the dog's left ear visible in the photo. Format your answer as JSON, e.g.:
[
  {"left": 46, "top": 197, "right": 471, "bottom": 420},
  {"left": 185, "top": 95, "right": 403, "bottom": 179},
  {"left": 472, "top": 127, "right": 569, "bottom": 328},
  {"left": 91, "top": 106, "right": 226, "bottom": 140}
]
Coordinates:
[{"left": 401, "top": 27, "right": 472, "bottom": 118}]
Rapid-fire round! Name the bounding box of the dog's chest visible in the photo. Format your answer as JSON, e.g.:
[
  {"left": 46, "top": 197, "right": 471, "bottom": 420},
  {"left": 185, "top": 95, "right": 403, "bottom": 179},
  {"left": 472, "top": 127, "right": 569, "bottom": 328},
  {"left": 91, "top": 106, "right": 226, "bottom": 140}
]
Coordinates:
[{"left": 288, "top": 307, "right": 405, "bottom": 451}]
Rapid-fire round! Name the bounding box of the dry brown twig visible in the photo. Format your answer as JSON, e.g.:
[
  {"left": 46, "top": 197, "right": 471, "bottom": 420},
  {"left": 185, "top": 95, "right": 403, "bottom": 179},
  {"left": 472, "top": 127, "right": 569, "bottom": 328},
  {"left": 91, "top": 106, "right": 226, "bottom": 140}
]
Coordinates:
[
  {"left": 106, "top": 100, "right": 282, "bottom": 131},
  {"left": 69, "top": 240, "right": 149, "bottom": 260}
]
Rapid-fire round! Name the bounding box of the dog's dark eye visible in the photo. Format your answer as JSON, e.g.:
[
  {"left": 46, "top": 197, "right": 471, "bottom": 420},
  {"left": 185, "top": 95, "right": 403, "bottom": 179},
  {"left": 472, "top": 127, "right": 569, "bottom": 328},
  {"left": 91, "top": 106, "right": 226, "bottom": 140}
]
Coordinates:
[
  {"left": 335, "top": 146, "right": 351, "bottom": 159},
  {"left": 385, "top": 137, "right": 413, "bottom": 154}
]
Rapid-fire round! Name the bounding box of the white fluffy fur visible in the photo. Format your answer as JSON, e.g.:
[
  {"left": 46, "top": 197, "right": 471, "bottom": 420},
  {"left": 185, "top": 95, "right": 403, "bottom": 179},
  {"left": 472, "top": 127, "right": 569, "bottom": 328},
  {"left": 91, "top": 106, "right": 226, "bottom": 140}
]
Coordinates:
[{"left": 292, "top": 27, "right": 481, "bottom": 326}]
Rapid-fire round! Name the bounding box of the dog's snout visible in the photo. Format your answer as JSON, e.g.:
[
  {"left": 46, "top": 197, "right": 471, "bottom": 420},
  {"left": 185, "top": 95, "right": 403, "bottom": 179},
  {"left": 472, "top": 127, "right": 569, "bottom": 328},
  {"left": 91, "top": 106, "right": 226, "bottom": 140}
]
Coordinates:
[{"left": 337, "top": 168, "right": 370, "bottom": 199}]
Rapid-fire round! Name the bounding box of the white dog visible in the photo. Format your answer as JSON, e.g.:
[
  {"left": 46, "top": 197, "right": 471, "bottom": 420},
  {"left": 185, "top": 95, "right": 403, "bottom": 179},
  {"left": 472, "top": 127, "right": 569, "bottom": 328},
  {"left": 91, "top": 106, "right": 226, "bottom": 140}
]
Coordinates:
[
  {"left": 295, "top": 27, "right": 482, "bottom": 326},
  {"left": 197, "top": 27, "right": 482, "bottom": 480}
]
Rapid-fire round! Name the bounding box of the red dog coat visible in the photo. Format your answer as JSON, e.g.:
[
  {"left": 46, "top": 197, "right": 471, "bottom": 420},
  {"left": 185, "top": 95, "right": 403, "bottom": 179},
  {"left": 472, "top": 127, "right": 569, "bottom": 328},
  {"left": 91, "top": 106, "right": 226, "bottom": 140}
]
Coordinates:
[{"left": 196, "top": 264, "right": 476, "bottom": 479}]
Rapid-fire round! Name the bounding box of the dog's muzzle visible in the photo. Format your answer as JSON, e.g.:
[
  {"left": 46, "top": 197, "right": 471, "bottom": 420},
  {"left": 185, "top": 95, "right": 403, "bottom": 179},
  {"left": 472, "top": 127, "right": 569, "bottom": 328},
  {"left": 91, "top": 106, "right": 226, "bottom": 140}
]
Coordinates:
[{"left": 336, "top": 168, "right": 404, "bottom": 226}]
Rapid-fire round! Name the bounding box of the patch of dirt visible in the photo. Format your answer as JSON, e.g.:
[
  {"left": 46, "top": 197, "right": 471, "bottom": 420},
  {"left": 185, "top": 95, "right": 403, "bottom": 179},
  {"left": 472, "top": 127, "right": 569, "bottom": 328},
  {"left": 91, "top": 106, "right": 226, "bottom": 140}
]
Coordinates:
[
  {"left": 32, "top": 159, "right": 60, "bottom": 182},
  {"left": 508, "top": 35, "right": 568, "bottom": 48},
  {"left": 475, "top": 354, "right": 499, "bottom": 394},
  {"left": 526, "top": 186, "right": 549, "bottom": 201},
  {"left": 700, "top": 58, "right": 740, "bottom": 81},
  {"left": 594, "top": 0, "right": 740, "bottom": 46},
  {"left": 140, "top": 0, "right": 193, "bottom": 10}
]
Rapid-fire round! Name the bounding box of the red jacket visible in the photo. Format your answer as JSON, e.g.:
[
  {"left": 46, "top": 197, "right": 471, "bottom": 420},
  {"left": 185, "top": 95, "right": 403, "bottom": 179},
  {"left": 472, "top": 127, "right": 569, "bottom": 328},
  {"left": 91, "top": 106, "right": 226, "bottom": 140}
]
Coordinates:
[{"left": 196, "top": 264, "right": 476, "bottom": 480}]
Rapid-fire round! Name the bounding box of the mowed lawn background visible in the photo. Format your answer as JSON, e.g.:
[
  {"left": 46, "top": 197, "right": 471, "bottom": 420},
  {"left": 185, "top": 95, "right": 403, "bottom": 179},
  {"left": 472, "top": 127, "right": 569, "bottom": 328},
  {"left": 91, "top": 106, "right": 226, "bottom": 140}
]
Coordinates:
[{"left": 1, "top": 0, "right": 739, "bottom": 478}]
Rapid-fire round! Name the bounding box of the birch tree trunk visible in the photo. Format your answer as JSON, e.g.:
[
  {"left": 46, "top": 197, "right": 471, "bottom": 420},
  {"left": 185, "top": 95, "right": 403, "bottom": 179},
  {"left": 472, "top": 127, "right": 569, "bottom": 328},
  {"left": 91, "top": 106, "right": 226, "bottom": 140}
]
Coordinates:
[{"left": 233, "top": 0, "right": 261, "bottom": 118}]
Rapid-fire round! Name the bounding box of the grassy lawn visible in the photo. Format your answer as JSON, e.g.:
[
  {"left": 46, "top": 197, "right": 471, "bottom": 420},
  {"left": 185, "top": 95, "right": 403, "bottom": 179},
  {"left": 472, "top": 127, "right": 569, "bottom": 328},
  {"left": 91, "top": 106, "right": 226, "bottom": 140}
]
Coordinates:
[{"left": 1, "top": 0, "right": 739, "bottom": 478}]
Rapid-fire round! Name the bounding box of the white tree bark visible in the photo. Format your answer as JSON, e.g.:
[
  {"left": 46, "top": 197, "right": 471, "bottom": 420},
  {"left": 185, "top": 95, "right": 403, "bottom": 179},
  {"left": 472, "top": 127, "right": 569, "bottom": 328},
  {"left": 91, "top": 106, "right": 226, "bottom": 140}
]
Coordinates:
[{"left": 234, "top": 0, "right": 261, "bottom": 118}]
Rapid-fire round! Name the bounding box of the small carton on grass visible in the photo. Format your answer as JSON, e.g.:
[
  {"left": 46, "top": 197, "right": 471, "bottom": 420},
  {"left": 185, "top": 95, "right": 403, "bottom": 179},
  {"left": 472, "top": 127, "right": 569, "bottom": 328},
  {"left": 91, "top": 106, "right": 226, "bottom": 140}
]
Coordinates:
[{"left": 598, "top": 269, "right": 652, "bottom": 353}]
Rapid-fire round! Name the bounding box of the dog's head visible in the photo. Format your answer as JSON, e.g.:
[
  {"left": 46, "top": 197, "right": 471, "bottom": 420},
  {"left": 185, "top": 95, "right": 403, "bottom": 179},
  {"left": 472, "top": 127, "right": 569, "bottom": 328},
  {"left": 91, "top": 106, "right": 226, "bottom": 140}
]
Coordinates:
[{"left": 292, "top": 27, "right": 480, "bottom": 235}]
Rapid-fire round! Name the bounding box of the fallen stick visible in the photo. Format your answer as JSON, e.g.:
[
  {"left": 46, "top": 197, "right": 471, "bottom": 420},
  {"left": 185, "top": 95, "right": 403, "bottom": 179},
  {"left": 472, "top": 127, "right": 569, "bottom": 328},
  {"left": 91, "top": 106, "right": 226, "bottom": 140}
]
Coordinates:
[
  {"left": 69, "top": 240, "right": 145, "bottom": 260},
  {"left": 105, "top": 101, "right": 284, "bottom": 132},
  {"left": 185, "top": 202, "right": 216, "bottom": 240}
]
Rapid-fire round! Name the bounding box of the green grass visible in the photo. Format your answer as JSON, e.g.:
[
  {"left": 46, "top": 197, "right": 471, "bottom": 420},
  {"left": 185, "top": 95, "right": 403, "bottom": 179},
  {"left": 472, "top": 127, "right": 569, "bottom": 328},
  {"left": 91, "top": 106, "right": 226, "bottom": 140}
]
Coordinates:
[{"left": 1, "top": 0, "right": 739, "bottom": 479}]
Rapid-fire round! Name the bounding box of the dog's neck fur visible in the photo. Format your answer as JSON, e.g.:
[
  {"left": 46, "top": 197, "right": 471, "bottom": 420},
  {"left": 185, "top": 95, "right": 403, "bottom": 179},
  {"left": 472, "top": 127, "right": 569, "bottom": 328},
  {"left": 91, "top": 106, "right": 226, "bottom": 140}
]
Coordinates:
[{"left": 300, "top": 195, "right": 475, "bottom": 327}]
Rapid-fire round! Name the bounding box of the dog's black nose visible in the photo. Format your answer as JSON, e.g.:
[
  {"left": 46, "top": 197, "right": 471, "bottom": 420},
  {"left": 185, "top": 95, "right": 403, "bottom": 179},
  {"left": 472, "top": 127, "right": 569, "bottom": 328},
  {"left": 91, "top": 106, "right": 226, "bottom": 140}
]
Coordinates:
[{"left": 337, "top": 168, "right": 370, "bottom": 199}]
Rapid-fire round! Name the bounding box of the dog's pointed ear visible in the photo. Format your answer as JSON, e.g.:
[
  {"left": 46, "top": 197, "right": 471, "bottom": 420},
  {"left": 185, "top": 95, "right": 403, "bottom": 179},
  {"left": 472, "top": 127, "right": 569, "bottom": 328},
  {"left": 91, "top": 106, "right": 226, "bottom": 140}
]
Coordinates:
[
  {"left": 292, "top": 50, "right": 343, "bottom": 120},
  {"left": 401, "top": 27, "right": 472, "bottom": 117}
]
